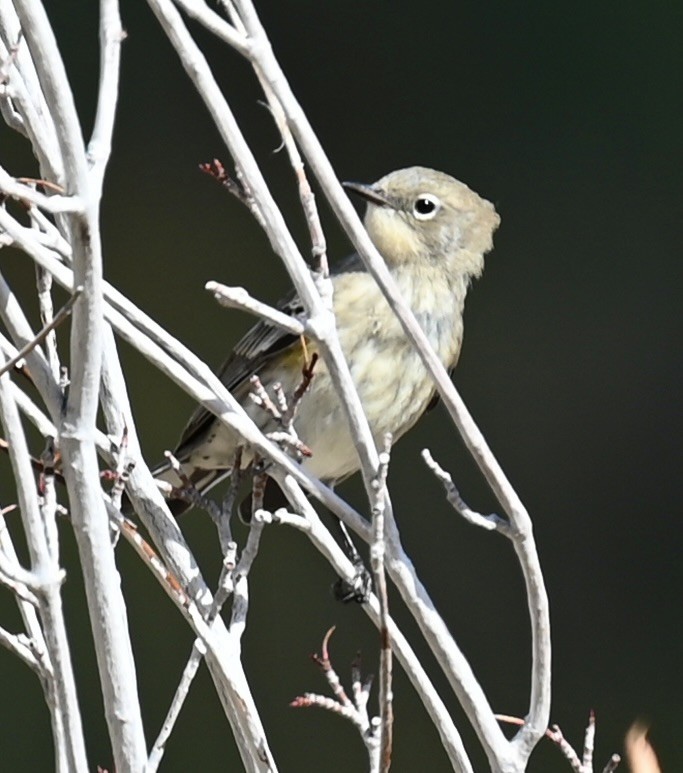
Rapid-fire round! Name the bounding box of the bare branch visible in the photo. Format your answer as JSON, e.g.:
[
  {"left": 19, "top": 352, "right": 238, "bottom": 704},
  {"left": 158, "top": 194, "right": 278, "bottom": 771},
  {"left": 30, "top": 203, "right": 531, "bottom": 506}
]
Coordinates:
[
  {"left": 10, "top": 0, "right": 148, "bottom": 763},
  {"left": 422, "top": 449, "right": 511, "bottom": 534},
  {"left": 274, "top": 473, "right": 473, "bottom": 773},
  {"left": 206, "top": 281, "right": 305, "bottom": 337},
  {"left": 0, "top": 285, "right": 82, "bottom": 378},
  {"left": 87, "top": 0, "right": 124, "bottom": 195},
  {"left": 292, "top": 627, "right": 380, "bottom": 770},
  {"left": 0, "top": 625, "right": 41, "bottom": 672},
  {"left": 0, "top": 166, "right": 82, "bottom": 211},
  {"left": 583, "top": 710, "right": 596, "bottom": 770},
  {"left": 174, "top": 0, "right": 251, "bottom": 56},
  {"left": 0, "top": 353, "right": 87, "bottom": 772},
  {"left": 370, "top": 434, "right": 393, "bottom": 771}
]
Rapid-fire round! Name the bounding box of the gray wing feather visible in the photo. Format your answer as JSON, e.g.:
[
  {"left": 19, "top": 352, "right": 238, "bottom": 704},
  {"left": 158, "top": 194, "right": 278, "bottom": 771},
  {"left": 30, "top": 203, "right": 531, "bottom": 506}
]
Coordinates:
[
  {"left": 174, "top": 292, "right": 303, "bottom": 457},
  {"left": 173, "top": 252, "right": 365, "bottom": 459}
]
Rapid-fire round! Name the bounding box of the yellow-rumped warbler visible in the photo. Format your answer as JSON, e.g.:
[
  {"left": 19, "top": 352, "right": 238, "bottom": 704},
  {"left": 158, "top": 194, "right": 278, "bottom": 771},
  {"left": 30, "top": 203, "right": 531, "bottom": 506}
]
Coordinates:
[{"left": 158, "top": 167, "right": 499, "bottom": 512}]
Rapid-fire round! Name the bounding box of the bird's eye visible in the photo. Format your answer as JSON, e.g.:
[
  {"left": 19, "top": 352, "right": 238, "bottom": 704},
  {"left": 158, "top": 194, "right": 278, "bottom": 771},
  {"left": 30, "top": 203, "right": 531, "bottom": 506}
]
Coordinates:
[{"left": 413, "top": 194, "right": 441, "bottom": 220}]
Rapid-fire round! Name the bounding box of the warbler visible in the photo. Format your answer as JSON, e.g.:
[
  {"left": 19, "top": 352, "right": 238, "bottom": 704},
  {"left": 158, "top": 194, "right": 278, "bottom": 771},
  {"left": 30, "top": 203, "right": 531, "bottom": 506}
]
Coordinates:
[{"left": 157, "top": 166, "right": 499, "bottom": 512}]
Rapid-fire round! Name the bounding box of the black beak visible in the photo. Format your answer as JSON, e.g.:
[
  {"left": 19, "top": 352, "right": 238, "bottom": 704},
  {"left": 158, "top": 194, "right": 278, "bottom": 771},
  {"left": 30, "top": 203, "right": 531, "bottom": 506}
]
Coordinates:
[{"left": 342, "top": 181, "right": 392, "bottom": 207}]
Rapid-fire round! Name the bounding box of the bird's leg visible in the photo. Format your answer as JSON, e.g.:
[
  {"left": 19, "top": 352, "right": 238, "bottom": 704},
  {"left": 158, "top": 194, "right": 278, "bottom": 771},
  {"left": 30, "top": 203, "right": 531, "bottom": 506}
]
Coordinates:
[{"left": 332, "top": 514, "right": 372, "bottom": 604}]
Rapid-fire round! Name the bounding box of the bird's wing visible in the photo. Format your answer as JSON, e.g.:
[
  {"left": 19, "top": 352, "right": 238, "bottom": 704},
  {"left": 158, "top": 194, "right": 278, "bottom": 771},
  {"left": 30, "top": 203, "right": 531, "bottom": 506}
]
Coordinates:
[
  {"left": 173, "top": 253, "right": 365, "bottom": 459},
  {"left": 173, "top": 290, "right": 305, "bottom": 458}
]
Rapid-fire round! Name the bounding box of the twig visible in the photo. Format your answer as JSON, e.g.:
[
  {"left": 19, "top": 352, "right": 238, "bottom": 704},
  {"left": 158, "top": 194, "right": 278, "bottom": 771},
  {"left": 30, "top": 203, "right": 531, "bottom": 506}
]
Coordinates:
[
  {"left": 229, "top": 463, "right": 267, "bottom": 642},
  {"left": 255, "top": 80, "right": 328, "bottom": 275},
  {"left": 282, "top": 352, "right": 318, "bottom": 428},
  {"left": 248, "top": 373, "right": 280, "bottom": 418},
  {"left": 422, "top": 449, "right": 511, "bottom": 535},
  {"left": 199, "top": 158, "right": 266, "bottom": 228},
  {"left": 174, "top": 0, "right": 250, "bottom": 56},
  {"left": 206, "top": 280, "right": 305, "bottom": 337},
  {"left": 496, "top": 713, "right": 622, "bottom": 773},
  {"left": 87, "top": 0, "right": 125, "bottom": 196},
  {"left": 0, "top": 285, "right": 82, "bottom": 378},
  {"left": 147, "top": 534, "right": 238, "bottom": 773},
  {"left": 371, "top": 433, "right": 393, "bottom": 772},
  {"left": 0, "top": 344, "right": 85, "bottom": 771},
  {"left": 0, "top": 625, "right": 41, "bottom": 672},
  {"left": 547, "top": 725, "right": 584, "bottom": 772},
  {"left": 13, "top": 0, "right": 148, "bottom": 762},
  {"left": 291, "top": 626, "right": 380, "bottom": 771},
  {"left": 583, "top": 710, "right": 595, "bottom": 770},
  {"left": 34, "top": 265, "right": 61, "bottom": 382},
  {"left": 0, "top": 166, "right": 82, "bottom": 212},
  {"left": 273, "top": 472, "right": 473, "bottom": 772},
  {"left": 146, "top": 644, "right": 204, "bottom": 773}
]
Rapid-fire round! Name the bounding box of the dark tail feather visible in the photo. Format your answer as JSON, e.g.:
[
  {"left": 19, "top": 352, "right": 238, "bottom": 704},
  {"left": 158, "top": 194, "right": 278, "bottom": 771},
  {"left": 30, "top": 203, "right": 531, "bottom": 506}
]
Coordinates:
[{"left": 122, "top": 458, "right": 231, "bottom": 517}]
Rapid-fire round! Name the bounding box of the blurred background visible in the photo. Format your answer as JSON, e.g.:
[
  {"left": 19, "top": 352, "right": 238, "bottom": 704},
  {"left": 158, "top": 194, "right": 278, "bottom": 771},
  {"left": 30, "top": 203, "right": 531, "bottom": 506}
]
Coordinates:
[{"left": 1, "top": 1, "right": 681, "bottom": 770}]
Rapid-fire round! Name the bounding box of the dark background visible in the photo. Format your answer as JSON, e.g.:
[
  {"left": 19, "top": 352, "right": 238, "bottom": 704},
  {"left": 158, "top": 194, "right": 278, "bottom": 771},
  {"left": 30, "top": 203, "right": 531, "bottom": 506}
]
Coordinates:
[{"left": 1, "top": 1, "right": 681, "bottom": 771}]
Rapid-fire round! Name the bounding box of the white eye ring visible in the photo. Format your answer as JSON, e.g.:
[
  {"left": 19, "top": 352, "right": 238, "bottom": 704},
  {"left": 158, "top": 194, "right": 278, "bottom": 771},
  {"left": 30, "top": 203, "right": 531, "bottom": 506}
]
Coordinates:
[{"left": 412, "top": 193, "right": 441, "bottom": 220}]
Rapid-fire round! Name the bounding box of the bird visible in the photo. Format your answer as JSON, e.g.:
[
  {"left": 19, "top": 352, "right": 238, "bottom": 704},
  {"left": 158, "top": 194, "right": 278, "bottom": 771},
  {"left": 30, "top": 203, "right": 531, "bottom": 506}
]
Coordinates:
[{"left": 155, "top": 166, "right": 500, "bottom": 515}]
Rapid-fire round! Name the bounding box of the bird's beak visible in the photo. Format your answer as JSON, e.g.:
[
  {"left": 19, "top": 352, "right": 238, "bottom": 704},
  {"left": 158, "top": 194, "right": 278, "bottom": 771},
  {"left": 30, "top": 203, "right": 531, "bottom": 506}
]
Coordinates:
[{"left": 342, "top": 181, "right": 392, "bottom": 207}]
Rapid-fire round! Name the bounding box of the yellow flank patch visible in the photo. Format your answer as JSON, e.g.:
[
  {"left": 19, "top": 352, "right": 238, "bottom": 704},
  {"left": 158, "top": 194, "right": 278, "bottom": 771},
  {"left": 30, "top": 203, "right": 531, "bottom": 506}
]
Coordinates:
[{"left": 280, "top": 337, "right": 320, "bottom": 371}]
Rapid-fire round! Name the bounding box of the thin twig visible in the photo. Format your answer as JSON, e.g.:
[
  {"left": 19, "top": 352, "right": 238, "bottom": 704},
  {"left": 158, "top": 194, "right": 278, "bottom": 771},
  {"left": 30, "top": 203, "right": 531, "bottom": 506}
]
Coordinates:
[
  {"left": 422, "top": 448, "right": 511, "bottom": 535},
  {"left": 496, "top": 713, "right": 622, "bottom": 773},
  {"left": 87, "top": 0, "right": 125, "bottom": 195},
  {"left": 199, "top": 158, "right": 266, "bottom": 228},
  {"left": 0, "top": 625, "right": 41, "bottom": 672},
  {"left": 0, "top": 285, "right": 82, "bottom": 378},
  {"left": 255, "top": 80, "right": 328, "bottom": 275},
  {"left": 174, "top": 0, "right": 250, "bottom": 56},
  {"left": 602, "top": 756, "right": 621, "bottom": 773},
  {"left": 583, "top": 710, "right": 595, "bottom": 770},
  {"left": 34, "top": 265, "right": 61, "bottom": 382},
  {"left": 206, "top": 280, "right": 305, "bottom": 337},
  {"left": 230, "top": 2, "right": 551, "bottom": 762},
  {"left": 146, "top": 644, "right": 204, "bottom": 773},
  {"left": 0, "top": 166, "right": 82, "bottom": 212},
  {"left": 229, "top": 463, "right": 267, "bottom": 642},
  {"left": 370, "top": 433, "right": 393, "bottom": 772},
  {"left": 273, "top": 472, "right": 473, "bottom": 772},
  {"left": 292, "top": 626, "right": 380, "bottom": 770}
]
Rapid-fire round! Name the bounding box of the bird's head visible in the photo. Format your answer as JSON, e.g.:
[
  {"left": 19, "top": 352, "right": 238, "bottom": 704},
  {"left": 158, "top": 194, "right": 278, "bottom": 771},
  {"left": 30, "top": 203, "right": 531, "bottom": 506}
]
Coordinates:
[{"left": 344, "top": 166, "right": 500, "bottom": 278}]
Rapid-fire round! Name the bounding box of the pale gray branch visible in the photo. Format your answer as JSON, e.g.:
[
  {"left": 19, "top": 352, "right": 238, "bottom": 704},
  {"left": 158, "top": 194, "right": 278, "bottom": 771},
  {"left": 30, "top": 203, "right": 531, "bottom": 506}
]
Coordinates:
[
  {"left": 275, "top": 473, "right": 474, "bottom": 773},
  {"left": 87, "top": 0, "right": 124, "bottom": 195},
  {"left": 11, "top": 0, "right": 148, "bottom": 765},
  {"left": 206, "top": 281, "right": 305, "bottom": 336},
  {"left": 0, "top": 355, "right": 87, "bottom": 773},
  {"left": 0, "top": 285, "right": 82, "bottom": 378},
  {"left": 175, "top": 0, "right": 250, "bottom": 55},
  {"left": 0, "top": 625, "right": 41, "bottom": 672},
  {"left": 147, "top": 0, "right": 384, "bottom": 513},
  {"left": 0, "top": 166, "right": 82, "bottom": 211},
  {"left": 422, "top": 449, "right": 511, "bottom": 534}
]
